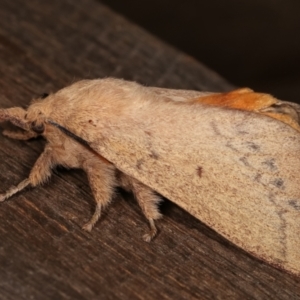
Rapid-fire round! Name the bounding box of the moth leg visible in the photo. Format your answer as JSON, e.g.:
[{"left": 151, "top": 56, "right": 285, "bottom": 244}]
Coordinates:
[
  {"left": 0, "top": 107, "right": 29, "bottom": 130},
  {"left": 119, "top": 175, "right": 162, "bottom": 242},
  {"left": 82, "top": 160, "right": 116, "bottom": 232},
  {"left": 0, "top": 146, "right": 54, "bottom": 202},
  {"left": 0, "top": 179, "right": 30, "bottom": 202},
  {"left": 3, "top": 129, "right": 38, "bottom": 140},
  {"left": 145, "top": 218, "right": 158, "bottom": 243},
  {"left": 28, "top": 147, "right": 54, "bottom": 186}
]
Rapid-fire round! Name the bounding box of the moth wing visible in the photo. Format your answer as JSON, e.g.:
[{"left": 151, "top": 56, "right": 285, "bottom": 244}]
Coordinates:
[{"left": 50, "top": 79, "right": 300, "bottom": 275}]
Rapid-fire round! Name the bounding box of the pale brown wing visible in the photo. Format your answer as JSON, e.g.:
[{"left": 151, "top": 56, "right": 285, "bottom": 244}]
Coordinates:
[{"left": 47, "top": 78, "right": 300, "bottom": 276}]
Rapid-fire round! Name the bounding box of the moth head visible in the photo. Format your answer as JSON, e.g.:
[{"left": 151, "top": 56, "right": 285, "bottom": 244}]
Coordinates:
[
  {"left": 25, "top": 93, "right": 54, "bottom": 134},
  {"left": 25, "top": 106, "right": 47, "bottom": 134},
  {"left": 30, "top": 119, "right": 45, "bottom": 134}
]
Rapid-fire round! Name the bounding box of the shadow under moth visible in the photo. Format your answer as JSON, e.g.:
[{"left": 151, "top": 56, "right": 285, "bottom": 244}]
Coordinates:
[{"left": 1, "top": 78, "right": 300, "bottom": 276}]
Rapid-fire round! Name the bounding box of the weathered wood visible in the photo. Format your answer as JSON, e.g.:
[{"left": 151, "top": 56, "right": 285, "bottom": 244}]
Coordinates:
[{"left": 0, "top": 0, "right": 299, "bottom": 299}]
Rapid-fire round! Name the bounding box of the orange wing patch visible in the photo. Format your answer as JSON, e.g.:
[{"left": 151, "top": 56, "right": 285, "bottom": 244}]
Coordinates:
[{"left": 191, "top": 89, "right": 300, "bottom": 132}]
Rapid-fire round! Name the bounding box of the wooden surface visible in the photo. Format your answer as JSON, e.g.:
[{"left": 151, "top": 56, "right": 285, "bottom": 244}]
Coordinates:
[{"left": 0, "top": 0, "right": 299, "bottom": 299}]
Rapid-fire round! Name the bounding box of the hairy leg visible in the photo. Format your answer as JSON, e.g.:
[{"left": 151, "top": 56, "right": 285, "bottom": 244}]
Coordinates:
[
  {"left": 0, "top": 146, "right": 54, "bottom": 201},
  {"left": 0, "top": 179, "right": 30, "bottom": 202},
  {"left": 119, "top": 174, "right": 162, "bottom": 242},
  {"left": 82, "top": 159, "right": 116, "bottom": 232},
  {"left": 0, "top": 107, "right": 37, "bottom": 139},
  {"left": 3, "top": 129, "right": 38, "bottom": 140},
  {"left": 0, "top": 107, "right": 29, "bottom": 130}
]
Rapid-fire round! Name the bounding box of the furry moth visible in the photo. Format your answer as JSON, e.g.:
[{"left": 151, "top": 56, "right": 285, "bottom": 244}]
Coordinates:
[{"left": 1, "top": 78, "right": 300, "bottom": 276}]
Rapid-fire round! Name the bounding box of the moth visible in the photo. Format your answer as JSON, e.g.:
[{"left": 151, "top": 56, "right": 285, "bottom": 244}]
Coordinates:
[{"left": 1, "top": 78, "right": 300, "bottom": 276}]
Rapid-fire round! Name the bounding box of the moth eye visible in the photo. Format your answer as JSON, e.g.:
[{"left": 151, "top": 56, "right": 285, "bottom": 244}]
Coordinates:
[
  {"left": 31, "top": 121, "right": 45, "bottom": 134},
  {"left": 40, "top": 93, "right": 49, "bottom": 99}
]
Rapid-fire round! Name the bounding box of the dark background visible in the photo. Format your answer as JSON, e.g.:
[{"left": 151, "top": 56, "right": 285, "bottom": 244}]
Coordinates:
[{"left": 100, "top": 0, "right": 300, "bottom": 103}]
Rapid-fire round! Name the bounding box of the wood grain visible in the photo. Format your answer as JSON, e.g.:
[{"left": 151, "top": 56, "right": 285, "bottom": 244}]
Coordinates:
[{"left": 0, "top": 0, "right": 299, "bottom": 299}]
